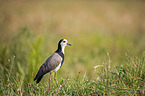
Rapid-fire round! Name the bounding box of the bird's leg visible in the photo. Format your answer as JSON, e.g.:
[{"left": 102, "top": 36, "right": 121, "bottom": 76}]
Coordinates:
[
  {"left": 49, "top": 73, "right": 51, "bottom": 89},
  {"left": 54, "top": 72, "right": 58, "bottom": 87}
]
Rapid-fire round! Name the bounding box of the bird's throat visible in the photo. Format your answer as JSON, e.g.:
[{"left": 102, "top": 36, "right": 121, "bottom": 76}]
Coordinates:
[{"left": 61, "top": 46, "right": 65, "bottom": 54}]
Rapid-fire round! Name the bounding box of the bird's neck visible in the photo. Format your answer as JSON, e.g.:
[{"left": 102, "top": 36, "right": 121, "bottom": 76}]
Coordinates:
[
  {"left": 61, "top": 46, "right": 65, "bottom": 54},
  {"left": 56, "top": 45, "right": 65, "bottom": 54}
]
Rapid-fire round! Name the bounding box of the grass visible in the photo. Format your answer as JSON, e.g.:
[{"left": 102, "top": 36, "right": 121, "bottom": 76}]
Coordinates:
[
  {"left": 0, "top": 45, "right": 144, "bottom": 95},
  {"left": 0, "top": 0, "right": 145, "bottom": 95}
]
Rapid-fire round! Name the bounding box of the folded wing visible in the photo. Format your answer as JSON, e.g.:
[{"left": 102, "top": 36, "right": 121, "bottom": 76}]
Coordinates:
[{"left": 34, "top": 53, "right": 62, "bottom": 83}]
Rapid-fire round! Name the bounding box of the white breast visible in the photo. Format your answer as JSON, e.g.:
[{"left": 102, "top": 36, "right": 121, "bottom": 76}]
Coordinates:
[
  {"left": 50, "top": 63, "right": 61, "bottom": 72},
  {"left": 50, "top": 57, "right": 62, "bottom": 72}
]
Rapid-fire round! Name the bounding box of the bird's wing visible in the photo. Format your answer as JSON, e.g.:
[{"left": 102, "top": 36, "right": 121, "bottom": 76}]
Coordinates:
[
  {"left": 34, "top": 52, "right": 62, "bottom": 81},
  {"left": 45, "top": 52, "right": 62, "bottom": 71}
]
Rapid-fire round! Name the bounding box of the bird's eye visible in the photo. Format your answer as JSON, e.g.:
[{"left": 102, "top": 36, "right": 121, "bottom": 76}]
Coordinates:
[{"left": 63, "top": 41, "right": 66, "bottom": 43}]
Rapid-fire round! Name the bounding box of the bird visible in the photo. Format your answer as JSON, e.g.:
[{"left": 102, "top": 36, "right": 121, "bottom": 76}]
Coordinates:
[{"left": 34, "top": 39, "right": 71, "bottom": 89}]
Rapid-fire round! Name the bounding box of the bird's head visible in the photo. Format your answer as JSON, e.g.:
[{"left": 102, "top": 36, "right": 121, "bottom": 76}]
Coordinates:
[
  {"left": 57, "top": 39, "right": 71, "bottom": 53},
  {"left": 59, "top": 39, "right": 72, "bottom": 47}
]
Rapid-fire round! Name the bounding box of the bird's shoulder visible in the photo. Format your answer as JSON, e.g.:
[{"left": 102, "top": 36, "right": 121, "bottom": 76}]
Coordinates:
[
  {"left": 45, "top": 52, "right": 62, "bottom": 66},
  {"left": 39, "top": 52, "right": 63, "bottom": 73}
]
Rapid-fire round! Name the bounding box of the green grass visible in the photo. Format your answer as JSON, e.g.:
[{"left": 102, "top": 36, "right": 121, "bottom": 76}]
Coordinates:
[
  {"left": 0, "top": 29, "right": 144, "bottom": 95},
  {"left": 0, "top": 1, "right": 145, "bottom": 95}
]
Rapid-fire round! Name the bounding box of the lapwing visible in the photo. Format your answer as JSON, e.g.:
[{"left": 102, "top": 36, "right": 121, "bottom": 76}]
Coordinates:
[{"left": 34, "top": 39, "right": 71, "bottom": 88}]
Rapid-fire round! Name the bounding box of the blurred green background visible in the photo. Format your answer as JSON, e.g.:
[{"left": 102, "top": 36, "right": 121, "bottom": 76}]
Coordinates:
[{"left": 0, "top": 0, "right": 145, "bottom": 95}]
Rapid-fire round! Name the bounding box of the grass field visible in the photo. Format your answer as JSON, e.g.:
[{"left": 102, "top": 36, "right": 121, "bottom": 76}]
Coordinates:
[{"left": 0, "top": 1, "right": 145, "bottom": 95}]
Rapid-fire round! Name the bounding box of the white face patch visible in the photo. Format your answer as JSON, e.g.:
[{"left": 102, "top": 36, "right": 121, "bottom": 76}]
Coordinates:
[
  {"left": 60, "top": 39, "right": 68, "bottom": 47},
  {"left": 60, "top": 39, "right": 68, "bottom": 54}
]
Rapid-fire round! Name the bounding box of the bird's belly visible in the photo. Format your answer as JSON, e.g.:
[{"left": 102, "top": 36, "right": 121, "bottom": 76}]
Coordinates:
[{"left": 50, "top": 63, "right": 61, "bottom": 72}]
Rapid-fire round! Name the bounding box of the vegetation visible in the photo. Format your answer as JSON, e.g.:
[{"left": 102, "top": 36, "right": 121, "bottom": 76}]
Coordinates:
[{"left": 0, "top": 1, "right": 145, "bottom": 95}]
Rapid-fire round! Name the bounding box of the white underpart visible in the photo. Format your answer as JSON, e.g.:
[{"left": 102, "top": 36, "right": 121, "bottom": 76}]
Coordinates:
[
  {"left": 61, "top": 46, "right": 65, "bottom": 54},
  {"left": 50, "top": 58, "right": 62, "bottom": 72},
  {"left": 60, "top": 39, "right": 68, "bottom": 54}
]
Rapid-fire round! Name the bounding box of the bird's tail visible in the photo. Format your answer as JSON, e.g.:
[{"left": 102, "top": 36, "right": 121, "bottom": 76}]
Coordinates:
[
  {"left": 34, "top": 75, "right": 37, "bottom": 81},
  {"left": 37, "top": 76, "right": 43, "bottom": 84},
  {"left": 34, "top": 72, "right": 44, "bottom": 84},
  {"left": 34, "top": 75, "right": 43, "bottom": 84}
]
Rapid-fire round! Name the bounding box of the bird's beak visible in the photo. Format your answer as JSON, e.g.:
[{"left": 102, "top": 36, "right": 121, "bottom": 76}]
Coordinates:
[{"left": 67, "top": 43, "right": 72, "bottom": 46}]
